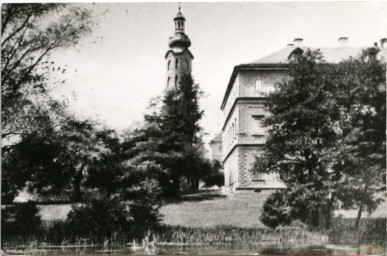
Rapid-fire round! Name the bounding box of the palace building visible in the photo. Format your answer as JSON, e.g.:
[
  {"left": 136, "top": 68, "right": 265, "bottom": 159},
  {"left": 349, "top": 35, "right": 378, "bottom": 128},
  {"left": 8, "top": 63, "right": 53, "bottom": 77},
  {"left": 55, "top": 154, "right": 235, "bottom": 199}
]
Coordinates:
[{"left": 219, "top": 37, "right": 387, "bottom": 192}]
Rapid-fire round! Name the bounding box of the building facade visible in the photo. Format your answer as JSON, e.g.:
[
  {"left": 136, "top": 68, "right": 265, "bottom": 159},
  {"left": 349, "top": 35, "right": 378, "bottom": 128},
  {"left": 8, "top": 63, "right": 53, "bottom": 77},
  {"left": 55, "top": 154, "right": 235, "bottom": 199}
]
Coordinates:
[
  {"left": 220, "top": 37, "right": 386, "bottom": 192},
  {"left": 166, "top": 8, "right": 194, "bottom": 90}
]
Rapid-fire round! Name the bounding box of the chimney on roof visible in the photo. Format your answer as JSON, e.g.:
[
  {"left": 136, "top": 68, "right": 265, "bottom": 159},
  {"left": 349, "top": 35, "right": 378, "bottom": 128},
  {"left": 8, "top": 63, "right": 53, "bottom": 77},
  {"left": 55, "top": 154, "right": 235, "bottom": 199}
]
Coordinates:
[
  {"left": 287, "top": 43, "right": 294, "bottom": 47},
  {"left": 293, "top": 38, "right": 303, "bottom": 47},
  {"left": 381, "top": 38, "right": 386, "bottom": 49},
  {"left": 338, "top": 37, "right": 348, "bottom": 46}
]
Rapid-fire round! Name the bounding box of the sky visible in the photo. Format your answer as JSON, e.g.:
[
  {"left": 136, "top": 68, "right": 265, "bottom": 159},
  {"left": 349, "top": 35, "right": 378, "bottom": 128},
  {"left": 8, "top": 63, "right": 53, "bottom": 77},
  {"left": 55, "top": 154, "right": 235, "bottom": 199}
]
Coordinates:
[{"left": 50, "top": 1, "right": 387, "bottom": 145}]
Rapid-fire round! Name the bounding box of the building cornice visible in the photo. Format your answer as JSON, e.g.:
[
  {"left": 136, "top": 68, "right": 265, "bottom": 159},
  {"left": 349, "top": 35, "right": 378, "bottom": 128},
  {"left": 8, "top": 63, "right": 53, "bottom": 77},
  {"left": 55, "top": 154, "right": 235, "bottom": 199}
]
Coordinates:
[
  {"left": 223, "top": 143, "right": 265, "bottom": 163},
  {"left": 220, "top": 64, "right": 289, "bottom": 110}
]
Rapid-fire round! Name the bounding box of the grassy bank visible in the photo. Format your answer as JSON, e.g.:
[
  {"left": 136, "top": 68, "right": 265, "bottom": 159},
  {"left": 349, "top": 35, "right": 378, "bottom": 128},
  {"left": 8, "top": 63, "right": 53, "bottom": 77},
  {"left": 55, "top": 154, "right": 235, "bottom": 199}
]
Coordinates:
[
  {"left": 2, "top": 192, "right": 385, "bottom": 251},
  {"left": 327, "top": 217, "right": 386, "bottom": 246},
  {"left": 2, "top": 224, "right": 328, "bottom": 253},
  {"left": 160, "top": 191, "right": 269, "bottom": 228},
  {"left": 154, "top": 225, "right": 327, "bottom": 245},
  {"left": 2, "top": 220, "right": 385, "bottom": 254}
]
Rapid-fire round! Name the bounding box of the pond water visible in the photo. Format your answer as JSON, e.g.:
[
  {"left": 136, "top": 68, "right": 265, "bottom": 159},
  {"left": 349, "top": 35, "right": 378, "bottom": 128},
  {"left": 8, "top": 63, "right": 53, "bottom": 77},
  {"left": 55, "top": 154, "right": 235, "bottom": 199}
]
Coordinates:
[{"left": 4, "top": 242, "right": 369, "bottom": 255}]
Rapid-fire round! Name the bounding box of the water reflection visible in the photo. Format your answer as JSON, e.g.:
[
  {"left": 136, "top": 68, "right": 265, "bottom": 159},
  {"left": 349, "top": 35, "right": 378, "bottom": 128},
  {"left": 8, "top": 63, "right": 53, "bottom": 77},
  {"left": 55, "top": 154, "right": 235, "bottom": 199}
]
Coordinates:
[{"left": 4, "top": 242, "right": 370, "bottom": 255}]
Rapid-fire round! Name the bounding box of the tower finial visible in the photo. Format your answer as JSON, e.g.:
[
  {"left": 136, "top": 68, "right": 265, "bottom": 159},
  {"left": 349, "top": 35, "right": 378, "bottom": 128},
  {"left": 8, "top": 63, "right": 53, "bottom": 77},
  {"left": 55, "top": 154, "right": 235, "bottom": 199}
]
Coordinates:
[{"left": 178, "top": 2, "right": 181, "bottom": 13}]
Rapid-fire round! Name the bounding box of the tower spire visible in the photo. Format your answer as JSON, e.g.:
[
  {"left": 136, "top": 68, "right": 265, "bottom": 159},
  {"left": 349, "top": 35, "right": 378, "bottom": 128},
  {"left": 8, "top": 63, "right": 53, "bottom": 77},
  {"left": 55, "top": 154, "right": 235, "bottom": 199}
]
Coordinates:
[{"left": 165, "top": 6, "right": 194, "bottom": 90}]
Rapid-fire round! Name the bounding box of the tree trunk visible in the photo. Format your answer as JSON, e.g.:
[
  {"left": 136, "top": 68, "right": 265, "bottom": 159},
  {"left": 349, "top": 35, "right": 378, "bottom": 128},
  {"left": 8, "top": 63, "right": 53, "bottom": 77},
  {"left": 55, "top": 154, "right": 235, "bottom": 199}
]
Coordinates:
[
  {"left": 172, "top": 175, "right": 180, "bottom": 195},
  {"left": 72, "top": 168, "right": 83, "bottom": 202},
  {"left": 355, "top": 183, "right": 368, "bottom": 230},
  {"left": 191, "top": 175, "right": 198, "bottom": 190},
  {"left": 325, "top": 193, "right": 336, "bottom": 230},
  {"left": 310, "top": 208, "right": 320, "bottom": 228},
  {"left": 355, "top": 202, "right": 363, "bottom": 230},
  {"left": 189, "top": 174, "right": 199, "bottom": 190}
]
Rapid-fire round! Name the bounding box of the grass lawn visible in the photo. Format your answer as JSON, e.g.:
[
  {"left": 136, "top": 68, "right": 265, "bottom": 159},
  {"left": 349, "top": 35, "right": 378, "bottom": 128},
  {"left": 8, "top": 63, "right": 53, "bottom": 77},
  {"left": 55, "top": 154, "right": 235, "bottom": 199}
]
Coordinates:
[
  {"left": 35, "top": 189, "right": 385, "bottom": 229},
  {"left": 160, "top": 190, "right": 271, "bottom": 228},
  {"left": 160, "top": 190, "right": 386, "bottom": 228}
]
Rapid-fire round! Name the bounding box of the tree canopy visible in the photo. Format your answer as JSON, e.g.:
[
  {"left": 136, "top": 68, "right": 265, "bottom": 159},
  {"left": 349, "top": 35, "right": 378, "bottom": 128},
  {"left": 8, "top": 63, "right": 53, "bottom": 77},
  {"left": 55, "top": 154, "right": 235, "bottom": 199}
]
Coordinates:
[
  {"left": 1, "top": 4, "right": 93, "bottom": 152},
  {"left": 1, "top": 3, "right": 95, "bottom": 203},
  {"left": 255, "top": 49, "right": 386, "bottom": 229}
]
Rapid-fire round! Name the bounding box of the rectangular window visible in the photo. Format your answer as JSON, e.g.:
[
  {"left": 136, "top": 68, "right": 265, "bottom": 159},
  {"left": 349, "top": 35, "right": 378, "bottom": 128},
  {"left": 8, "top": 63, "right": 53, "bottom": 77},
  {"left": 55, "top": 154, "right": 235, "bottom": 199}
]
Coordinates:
[
  {"left": 234, "top": 118, "right": 237, "bottom": 139},
  {"left": 255, "top": 79, "right": 262, "bottom": 91},
  {"left": 251, "top": 115, "right": 265, "bottom": 136}
]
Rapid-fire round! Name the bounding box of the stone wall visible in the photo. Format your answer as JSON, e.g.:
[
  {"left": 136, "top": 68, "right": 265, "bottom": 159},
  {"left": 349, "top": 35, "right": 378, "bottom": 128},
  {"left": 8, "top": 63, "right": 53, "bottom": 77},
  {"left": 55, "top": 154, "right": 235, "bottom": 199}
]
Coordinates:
[
  {"left": 223, "top": 147, "right": 238, "bottom": 190},
  {"left": 238, "top": 146, "right": 263, "bottom": 183}
]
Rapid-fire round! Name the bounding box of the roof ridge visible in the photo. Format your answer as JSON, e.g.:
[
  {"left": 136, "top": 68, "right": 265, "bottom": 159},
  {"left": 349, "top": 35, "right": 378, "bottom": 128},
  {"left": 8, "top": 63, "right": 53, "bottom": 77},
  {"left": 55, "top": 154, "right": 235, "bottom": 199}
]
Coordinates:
[{"left": 248, "top": 46, "right": 365, "bottom": 65}]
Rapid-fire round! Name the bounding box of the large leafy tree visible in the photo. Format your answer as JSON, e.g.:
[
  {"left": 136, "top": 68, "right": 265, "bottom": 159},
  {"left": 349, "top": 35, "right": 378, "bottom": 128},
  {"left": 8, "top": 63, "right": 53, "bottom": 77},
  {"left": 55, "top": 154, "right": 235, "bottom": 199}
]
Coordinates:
[
  {"left": 161, "top": 75, "right": 203, "bottom": 145},
  {"left": 259, "top": 50, "right": 338, "bottom": 228},
  {"left": 2, "top": 118, "right": 106, "bottom": 203},
  {"left": 255, "top": 49, "right": 386, "bottom": 229},
  {"left": 329, "top": 51, "right": 386, "bottom": 229},
  {"left": 1, "top": 3, "right": 94, "bottom": 202},
  {"left": 1, "top": 4, "right": 164, "bottom": 239},
  {"left": 126, "top": 74, "right": 211, "bottom": 196},
  {"left": 1, "top": 3, "right": 93, "bottom": 152},
  {"left": 67, "top": 129, "right": 163, "bottom": 241},
  {"left": 160, "top": 74, "right": 205, "bottom": 190}
]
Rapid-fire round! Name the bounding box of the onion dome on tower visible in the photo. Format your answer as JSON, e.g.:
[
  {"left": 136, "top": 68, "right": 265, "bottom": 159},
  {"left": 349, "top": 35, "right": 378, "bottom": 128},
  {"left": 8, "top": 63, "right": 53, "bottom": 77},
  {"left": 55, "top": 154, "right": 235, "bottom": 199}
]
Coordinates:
[
  {"left": 168, "top": 7, "right": 191, "bottom": 50},
  {"left": 165, "top": 6, "right": 194, "bottom": 90}
]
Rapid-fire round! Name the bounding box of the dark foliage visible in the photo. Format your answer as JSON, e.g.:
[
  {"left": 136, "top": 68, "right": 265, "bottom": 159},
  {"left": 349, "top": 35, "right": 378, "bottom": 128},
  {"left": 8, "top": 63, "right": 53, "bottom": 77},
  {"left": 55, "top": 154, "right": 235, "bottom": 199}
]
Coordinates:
[
  {"left": 255, "top": 49, "right": 386, "bottom": 229},
  {"left": 65, "top": 199, "right": 131, "bottom": 242},
  {"left": 2, "top": 118, "right": 103, "bottom": 203},
  {"left": 260, "top": 191, "right": 291, "bottom": 229},
  {"left": 202, "top": 160, "right": 224, "bottom": 187},
  {"left": 1, "top": 3, "right": 94, "bottom": 203},
  {"left": 128, "top": 74, "right": 214, "bottom": 197},
  {"left": 1, "top": 203, "right": 43, "bottom": 244}
]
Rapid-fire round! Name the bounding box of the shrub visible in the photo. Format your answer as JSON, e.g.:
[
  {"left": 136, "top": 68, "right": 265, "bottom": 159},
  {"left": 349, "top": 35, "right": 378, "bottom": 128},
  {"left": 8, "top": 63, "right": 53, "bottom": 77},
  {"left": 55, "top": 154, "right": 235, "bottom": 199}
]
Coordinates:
[
  {"left": 202, "top": 160, "right": 224, "bottom": 188},
  {"left": 45, "top": 220, "right": 69, "bottom": 244},
  {"left": 260, "top": 191, "right": 291, "bottom": 229},
  {"left": 1, "top": 202, "right": 43, "bottom": 243},
  {"left": 65, "top": 198, "right": 131, "bottom": 242}
]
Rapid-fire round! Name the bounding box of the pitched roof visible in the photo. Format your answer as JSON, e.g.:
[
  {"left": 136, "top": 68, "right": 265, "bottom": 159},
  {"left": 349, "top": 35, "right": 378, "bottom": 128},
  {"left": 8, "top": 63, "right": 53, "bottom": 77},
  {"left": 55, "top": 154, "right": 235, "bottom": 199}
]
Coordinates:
[
  {"left": 249, "top": 46, "right": 365, "bottom": 64},
  {"left": 221, "top": 45, "right": 385, "bottom": 110}
]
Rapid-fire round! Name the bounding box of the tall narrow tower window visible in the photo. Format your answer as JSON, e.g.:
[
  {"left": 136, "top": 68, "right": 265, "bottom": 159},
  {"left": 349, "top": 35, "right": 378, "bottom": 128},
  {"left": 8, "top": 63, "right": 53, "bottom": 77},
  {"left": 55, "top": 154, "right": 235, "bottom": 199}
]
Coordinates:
[
  {"left": 175, "top": 58, "right": 178, "bottom": 69},
  {"left": 168, "top": 60, "right": 171, "bottom": 70},
  {"left": 167, "top": 77, "right": 171, "bottom": 87},
  {"left": 175, "top": 75, "right": 178, "bottom": 87},
  {"left": 185, "top": 59, "right": 189, "bottom": 69}
]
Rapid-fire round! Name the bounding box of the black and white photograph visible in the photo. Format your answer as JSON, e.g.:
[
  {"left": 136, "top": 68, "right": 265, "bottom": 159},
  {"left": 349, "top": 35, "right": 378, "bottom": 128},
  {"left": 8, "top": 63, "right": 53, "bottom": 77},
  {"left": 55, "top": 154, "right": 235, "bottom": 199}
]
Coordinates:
[{"left": 1, "top": 1, "right": 386, "bottom": 255}]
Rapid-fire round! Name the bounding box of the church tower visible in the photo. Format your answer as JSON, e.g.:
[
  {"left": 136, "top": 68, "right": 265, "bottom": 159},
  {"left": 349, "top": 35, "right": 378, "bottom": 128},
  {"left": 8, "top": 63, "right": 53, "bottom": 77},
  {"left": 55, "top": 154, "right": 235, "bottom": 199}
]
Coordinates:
[{"left": 165, "top": 7, "right": 194, "bottom": 90}]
